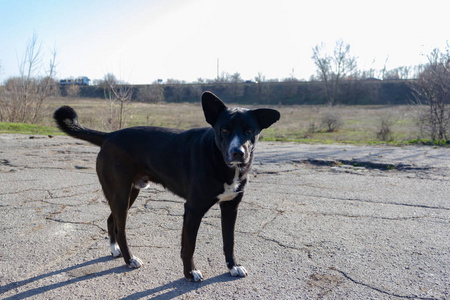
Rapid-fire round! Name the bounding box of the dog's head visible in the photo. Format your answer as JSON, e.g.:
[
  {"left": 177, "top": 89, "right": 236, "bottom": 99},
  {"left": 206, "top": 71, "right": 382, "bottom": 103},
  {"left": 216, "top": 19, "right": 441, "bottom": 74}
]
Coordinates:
[{"left": 202, "top": 91, "right": 280, "bottom": 167}]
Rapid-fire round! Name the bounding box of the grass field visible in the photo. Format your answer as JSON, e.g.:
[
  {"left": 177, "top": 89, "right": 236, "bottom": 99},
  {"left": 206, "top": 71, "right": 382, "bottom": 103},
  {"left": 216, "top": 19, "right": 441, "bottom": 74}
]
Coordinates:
[{"left": 0, "top": 97, "right": 430, "bottom": 145}]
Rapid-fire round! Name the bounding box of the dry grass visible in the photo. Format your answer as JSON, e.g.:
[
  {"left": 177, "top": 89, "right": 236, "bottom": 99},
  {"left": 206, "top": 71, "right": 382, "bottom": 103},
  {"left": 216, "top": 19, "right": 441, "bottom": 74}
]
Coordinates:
[
  {"left": 40, "top": 97, "right": 423, "bottom": 144},
  {"left": 267, "top": 104, "right": 420, "bottom": 143}
]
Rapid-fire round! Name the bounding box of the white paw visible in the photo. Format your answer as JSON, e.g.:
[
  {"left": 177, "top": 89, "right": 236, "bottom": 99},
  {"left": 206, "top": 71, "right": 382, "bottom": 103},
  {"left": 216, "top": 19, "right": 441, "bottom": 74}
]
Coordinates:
[
  {"left": 191, "top": 270, "right": 203, "bottom": 282},
  {"left": 128, "top": 256, "right": 143, "bottom": 268},
  {"left": 230, "top": 265, "right": 248, "bottom": 277},
  {"left": 110, "top": 242, "right": 122, "bottom": 257}
]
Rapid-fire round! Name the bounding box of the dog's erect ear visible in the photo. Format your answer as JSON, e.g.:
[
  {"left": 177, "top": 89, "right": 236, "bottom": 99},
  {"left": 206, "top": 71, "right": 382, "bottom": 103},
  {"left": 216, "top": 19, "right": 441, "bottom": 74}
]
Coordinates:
[
  {"left": 202, "top": 91, "right": 227, "bottom": 126},
  {"left": 252, "top": 109, "right": 281, "bottom": 130}
]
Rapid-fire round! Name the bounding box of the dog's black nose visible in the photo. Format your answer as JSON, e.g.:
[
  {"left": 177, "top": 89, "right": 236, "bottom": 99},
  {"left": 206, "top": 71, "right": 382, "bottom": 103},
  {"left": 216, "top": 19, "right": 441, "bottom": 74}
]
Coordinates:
[{"left": 231, "top": 147, "right": 245, "bottom": 161}]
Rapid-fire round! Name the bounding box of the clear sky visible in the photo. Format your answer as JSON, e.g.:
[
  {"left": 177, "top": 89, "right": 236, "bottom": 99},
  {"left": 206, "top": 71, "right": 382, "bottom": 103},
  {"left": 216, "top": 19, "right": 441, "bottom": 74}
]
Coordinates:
[{"left": 0, "top": 0, "right": 448, "bottom": 84}]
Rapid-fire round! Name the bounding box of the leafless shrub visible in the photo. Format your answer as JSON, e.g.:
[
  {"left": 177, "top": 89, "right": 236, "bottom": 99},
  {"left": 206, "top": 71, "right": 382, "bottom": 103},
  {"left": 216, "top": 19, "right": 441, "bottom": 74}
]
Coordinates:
[
  {"left": 320, "top": 108, "right": 342, "bottom": 132},
  {"left": 376, "top": 116, "right": 395, "bottom": 141}
]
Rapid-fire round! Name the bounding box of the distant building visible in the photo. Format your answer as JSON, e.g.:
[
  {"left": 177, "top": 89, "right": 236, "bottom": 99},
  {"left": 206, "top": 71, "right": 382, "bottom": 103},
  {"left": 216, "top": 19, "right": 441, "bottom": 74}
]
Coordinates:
[{"left": 60, "top": 76, "right": 90, "bottom": 86}]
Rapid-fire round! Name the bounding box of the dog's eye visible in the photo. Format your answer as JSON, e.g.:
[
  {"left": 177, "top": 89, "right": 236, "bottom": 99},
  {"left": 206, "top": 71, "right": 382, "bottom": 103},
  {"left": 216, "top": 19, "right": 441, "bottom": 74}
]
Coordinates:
[
  {"left": 222, "top": 128, "right": 229, "bottom": 134},
  {"left": 246, "top": 129, "right": 253, "bottom": 135}
]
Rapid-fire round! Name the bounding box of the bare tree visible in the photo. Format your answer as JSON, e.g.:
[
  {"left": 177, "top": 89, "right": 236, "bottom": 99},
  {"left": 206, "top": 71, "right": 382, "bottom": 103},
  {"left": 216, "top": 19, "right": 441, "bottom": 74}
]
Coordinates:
[
  {"left": 412, "top": 46, "right": 450, "bottom": 141},
  {"left": 383, "top": 66, "right": 412, "bottom": 80},
  {"left": 312, "top": 39, "right": 357, "bottom": 105},
  {"left": 398, "top": 66, "right": 412, "bottom": 79},
  {"left": 101, "top": 73, "right": 133, "bottom": 130},
  {"left": 0, "top": 33, "right": 57, "bottom": 123}
]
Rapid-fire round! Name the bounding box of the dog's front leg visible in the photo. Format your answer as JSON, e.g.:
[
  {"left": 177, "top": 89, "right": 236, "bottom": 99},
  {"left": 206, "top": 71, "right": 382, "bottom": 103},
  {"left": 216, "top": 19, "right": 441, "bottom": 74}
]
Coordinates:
[
  {"left": 220, "top": 196, "right": 248, "bottom": 278},
  {"left": 181, "top": 204, "right": 204, "bottom": 282}
]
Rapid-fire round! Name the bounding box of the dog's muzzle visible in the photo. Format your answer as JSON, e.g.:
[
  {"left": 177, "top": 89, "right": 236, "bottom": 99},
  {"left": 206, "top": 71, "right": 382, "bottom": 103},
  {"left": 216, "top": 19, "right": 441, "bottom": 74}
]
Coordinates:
[
  {"left": 229, "top": 146, "right": 246, "bottom": 164},
  {"left": 224, "top": 136, "right": 251, "bottom": 166}
]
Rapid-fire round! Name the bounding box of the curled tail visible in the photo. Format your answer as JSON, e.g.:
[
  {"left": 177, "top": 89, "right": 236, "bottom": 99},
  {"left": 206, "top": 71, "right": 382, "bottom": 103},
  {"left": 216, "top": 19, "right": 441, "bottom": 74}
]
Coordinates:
[{"left": 53, "top": 106, "right": 107, "bottom": 147}]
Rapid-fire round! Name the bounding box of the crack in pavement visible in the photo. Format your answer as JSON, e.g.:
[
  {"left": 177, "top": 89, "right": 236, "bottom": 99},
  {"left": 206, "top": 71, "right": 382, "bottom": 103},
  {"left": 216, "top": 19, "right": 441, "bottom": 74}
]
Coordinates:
[
  {"left": 301, "top": 193, "right": 450, "bottom": 211},
  {"left": 328, "top": 267, "right": 439, "bottom": 300},
  {"left": 45, "top": 188, "right": 102, "bottom": 200},
  {"left": 0, "top": 184, "right": 99, "bottom": 198},
  {"left": 43, "top": 201, "right": 107, "bottom": 234},
  {"left": 302, "top": 211, "right": 445, "bottom": 222},
  {"left": 45, "top": 216, "right": 107, "bottom": 234}
]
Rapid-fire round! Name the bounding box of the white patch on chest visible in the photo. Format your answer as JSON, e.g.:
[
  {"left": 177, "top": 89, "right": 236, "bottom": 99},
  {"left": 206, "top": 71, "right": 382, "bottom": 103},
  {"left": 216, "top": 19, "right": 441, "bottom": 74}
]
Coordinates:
[{"left": 217, "top": 166, "right": 241, "bottom": 202}]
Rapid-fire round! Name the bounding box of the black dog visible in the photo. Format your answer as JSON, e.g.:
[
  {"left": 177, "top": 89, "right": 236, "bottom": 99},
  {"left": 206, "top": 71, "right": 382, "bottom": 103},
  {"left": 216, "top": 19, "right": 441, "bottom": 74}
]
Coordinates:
[{"left": 53, "top": 91, "right": 280, "bottom": 281}]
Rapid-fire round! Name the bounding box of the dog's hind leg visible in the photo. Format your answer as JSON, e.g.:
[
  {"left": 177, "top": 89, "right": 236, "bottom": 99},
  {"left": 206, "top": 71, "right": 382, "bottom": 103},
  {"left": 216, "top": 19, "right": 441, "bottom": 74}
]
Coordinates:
[
  {"left": 109, "top": 187, "right": 143, "bottom": 268},
  {"left": 108, "top": 187, "right": 140, "bottom": 258},
  {"left": 97, "top": 149, "right": 142, "bottom": 268}
]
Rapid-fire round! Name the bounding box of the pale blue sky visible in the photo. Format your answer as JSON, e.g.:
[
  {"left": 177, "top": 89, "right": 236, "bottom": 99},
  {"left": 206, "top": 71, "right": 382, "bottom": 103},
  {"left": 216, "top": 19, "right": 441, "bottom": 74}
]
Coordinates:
[{"left": 0, "top": 0, "right": 448, "bottom": 84}]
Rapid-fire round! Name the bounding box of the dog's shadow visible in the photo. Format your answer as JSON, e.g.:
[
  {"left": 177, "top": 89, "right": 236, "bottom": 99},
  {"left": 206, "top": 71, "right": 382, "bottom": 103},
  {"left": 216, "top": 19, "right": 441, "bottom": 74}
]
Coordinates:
[
  {"left": 0, "top": 256, "right": 240, "bottom": 300},
  {"left": 121, "top": 274, "right": 240, "bottom": 300}
]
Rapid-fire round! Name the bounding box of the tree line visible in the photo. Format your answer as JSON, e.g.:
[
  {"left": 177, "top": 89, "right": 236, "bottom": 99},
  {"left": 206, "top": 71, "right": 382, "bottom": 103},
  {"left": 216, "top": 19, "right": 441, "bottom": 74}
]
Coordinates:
[{"left": 66, "top": 78, "right": 414, "bottom": 106}]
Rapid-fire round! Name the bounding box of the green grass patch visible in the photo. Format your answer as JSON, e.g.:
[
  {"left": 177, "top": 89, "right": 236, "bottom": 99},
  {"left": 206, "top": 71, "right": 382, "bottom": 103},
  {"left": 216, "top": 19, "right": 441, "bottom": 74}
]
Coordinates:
[
  {"left": 0, "top": 122, "right": 61, "bottom": 135},
  {"left": 404, "top": 139, "right": 450, "bottom": 146}
]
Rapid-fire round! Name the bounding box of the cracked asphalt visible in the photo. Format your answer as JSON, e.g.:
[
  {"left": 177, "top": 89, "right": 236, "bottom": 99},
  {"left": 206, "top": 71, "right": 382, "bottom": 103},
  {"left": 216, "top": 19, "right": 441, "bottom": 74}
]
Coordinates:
[{"left": 0, "top": 134, "right": 449, "bottom": 299}]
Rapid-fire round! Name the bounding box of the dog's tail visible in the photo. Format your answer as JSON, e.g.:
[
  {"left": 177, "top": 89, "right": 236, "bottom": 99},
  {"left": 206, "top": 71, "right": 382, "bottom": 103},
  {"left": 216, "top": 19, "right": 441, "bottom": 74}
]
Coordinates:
[{"left": 53, "top": 106, "right": 107, "bottom": 147}]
